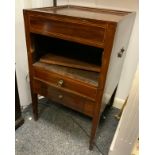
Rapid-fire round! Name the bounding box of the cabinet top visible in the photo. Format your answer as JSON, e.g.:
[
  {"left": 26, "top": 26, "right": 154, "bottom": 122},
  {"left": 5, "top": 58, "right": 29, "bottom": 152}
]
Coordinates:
[{"left": 24, "top": 5, "right": 132, "bottom": 23}]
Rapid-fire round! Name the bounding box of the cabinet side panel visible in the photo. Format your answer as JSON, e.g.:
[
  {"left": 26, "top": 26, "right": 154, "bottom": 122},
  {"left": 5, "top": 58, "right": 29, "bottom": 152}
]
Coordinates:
[{"left": 102, "top": 13, "right": 136, "bottom": 106}]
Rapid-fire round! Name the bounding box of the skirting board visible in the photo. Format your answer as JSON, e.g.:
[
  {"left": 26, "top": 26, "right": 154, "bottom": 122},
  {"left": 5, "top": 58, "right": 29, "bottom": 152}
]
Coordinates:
[
  {"left": 103, "top": 94, "right": 125, "bottom": 109},
  {"left": 113, "top": 98, "right": 125, "bottom": 109}
]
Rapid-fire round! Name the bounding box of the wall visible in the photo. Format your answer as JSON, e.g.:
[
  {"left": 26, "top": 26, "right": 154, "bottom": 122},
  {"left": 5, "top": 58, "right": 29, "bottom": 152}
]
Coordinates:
[
  {"left": 116, "top": 12, "right": 139, "bottom": 100},
  {"left": 15, "top": 0, "right": 138, "bottom": 106},
  {"left": 109, "top": 66, "right": 139, "bottom": 155},
  {"left": 15, "top": 1, "right": 31, "bottom": 107},
  {"left": 69, "top": 0, "right": 138, "bottom": 10}
]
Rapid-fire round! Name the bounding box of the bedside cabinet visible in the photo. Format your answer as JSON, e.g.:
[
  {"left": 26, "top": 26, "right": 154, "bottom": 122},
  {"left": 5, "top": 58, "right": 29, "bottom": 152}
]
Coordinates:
[{"left": 23, "top": 5, "right": 135, "bottom": 149}]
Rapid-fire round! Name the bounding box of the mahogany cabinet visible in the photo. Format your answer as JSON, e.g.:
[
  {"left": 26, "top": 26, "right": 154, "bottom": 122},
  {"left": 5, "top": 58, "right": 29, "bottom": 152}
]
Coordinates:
[{"left": 23, "top": 5, "right": 135, "bottom": 149}]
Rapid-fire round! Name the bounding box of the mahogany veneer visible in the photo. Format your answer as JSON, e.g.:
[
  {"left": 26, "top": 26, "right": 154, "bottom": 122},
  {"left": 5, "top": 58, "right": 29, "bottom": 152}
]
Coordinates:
[{"left": 23, "top": 5, "right": 135, "bottom": 149}]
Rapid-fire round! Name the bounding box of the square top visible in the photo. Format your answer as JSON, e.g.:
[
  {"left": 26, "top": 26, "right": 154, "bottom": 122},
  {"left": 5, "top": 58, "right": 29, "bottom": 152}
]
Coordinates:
[{"left": 26, "top": 5, "right": 132, "bottom": 23}]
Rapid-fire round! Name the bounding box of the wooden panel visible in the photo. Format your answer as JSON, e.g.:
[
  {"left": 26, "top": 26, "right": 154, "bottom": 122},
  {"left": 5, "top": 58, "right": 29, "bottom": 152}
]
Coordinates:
[
  {"left": 29, "top": 5, "right": 130, "bottom": 23},
  {"left": 29, "top": 15, "right": 105, "bottom": 47},
  {"left": 33, "top": 79, "right": 94, "bottom": 117},
  {"left": 40, "top": 53, "right": 101, "bottom": 72},
  {"left": 33, "top": 62, "right": 98, "bottom": 100}
]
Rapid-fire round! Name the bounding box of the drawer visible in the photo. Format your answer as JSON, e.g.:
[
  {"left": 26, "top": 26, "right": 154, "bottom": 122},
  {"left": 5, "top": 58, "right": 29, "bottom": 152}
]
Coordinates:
[
  {"left": 29, "top": 15, "right": 105, "bottom": 47},
  {"left": 33, "top": 79, "right": 95, "bottom": 117},
  {"left": 33, "top": 63, "right": 97, "bottom": 101}
]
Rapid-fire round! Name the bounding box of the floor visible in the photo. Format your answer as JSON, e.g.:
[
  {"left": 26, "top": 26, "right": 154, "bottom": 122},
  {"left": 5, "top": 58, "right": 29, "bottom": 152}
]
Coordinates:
[{"left": 15, "top": 98, "right": 119, "bottom": 155}]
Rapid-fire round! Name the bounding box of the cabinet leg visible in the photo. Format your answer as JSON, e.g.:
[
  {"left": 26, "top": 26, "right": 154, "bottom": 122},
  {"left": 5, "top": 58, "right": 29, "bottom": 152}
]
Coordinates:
[
  {"left": 32, "top": 93, "right": 38, "bottom": 121},
  {"left": 89, "top": 114, "right": 101, "bottom": 150}
]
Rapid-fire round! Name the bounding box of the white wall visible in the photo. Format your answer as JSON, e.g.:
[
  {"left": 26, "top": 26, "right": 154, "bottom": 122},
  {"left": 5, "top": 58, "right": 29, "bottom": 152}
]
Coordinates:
[
  {"left": 116, "top": 12, "right": 139, "bottom": 100},
  {"left": 15, "top": 0, "right": 138, "bottom": 106},
  {"left": 69, "top": 0, "right": 138, "bottom": 11},
  {"left": 109, "top": 66, "right": 139, "bottom": 155},
  {"left": 15, "top": 1, "right": 53, "bottom": 106},
  {"left": 15, "top": 0, "right": 69, "bottom": 106},
  {"left": 15, "top": 1, "right": 32, "bottom": 107}
]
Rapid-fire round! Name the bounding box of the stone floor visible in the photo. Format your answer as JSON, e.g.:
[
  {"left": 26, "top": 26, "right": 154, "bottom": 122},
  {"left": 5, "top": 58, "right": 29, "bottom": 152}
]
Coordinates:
[{"left": 15, "top": 98, "right": 119, "bottom": 155}]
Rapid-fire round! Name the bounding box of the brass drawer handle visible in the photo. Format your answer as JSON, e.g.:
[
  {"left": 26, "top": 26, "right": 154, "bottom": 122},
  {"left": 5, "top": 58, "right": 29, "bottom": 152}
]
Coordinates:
[
  {"left": 57, "top": 80, "right": 64, "bottom": 87},
  {"left": 58, "top": 94, "right": 63, "bottom": 99}
]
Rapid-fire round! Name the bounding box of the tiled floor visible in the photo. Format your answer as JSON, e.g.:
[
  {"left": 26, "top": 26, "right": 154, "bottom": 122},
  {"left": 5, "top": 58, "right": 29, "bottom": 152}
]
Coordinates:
[{"left": 16, "top": 98, "right": 119, "bottom": 155}]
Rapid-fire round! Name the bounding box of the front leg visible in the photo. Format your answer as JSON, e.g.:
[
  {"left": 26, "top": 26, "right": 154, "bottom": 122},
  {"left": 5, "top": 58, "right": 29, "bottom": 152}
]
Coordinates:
[
  {"left": 89, "top": 109, "right": 101, "bottom": 150},
  {"left": 89, "top": 89, "right": 106, "bottom": 150},
  {"left": 31, "top": 93, "right": 38, "bottom": 121}
]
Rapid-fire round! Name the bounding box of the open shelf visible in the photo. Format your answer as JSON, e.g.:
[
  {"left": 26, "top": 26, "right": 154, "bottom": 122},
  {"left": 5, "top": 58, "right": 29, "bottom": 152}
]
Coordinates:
[
  {"left": 32, "top": 33, "right": 103, "bottom": 72},
  {"left": 40, "top": 53, "right": 101, "bottom": 72},
  {"left": 33, "top": 61, "right": 99, "bottom": 87}
]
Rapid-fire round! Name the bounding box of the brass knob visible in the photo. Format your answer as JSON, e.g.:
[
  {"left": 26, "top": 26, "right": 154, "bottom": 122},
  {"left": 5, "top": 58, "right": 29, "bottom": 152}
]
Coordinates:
[
  {"left": 58, "top": 94, "right": 63, "bottom": 99},
  {"left": 57, "top": 80, "right": 64, "bottom": 87},
  {"left": 118, "top": 48, "right": 125, "bottom": 58}
]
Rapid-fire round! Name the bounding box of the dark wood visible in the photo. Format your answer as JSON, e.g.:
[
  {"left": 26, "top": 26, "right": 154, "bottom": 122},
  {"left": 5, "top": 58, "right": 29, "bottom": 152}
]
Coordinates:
[
  {"left": 89, "top": 24, "right": 116, "bottom": 149},
  {"left": 40, "top": 53, "right": 101, "bottom": 72},
  {"left": 29, "top": 5, "right": 130, "bottom": 22},
  {"left": 15, "top": 74, "right": 24, "bottom": 129},
  {"left": 23, "top": 10, "right": 39, "bottom": 121},
  {"left": 29, "top": 15, "right": 106, "bottom": 48},
  {"left": 33, "top": 79, "right": 95, "bottom": 117},
  {"left": 23, "top": 5, "right": 132, "bottom": 149},
  {"left": 33, "top": 62, "right": 98, "bottom": 100}
]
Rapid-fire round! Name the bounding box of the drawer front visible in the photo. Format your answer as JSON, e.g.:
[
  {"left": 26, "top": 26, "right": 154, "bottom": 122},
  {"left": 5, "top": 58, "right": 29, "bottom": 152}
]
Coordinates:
[
  {"left": 33, "top": 66, "right": 97, "bottom": 101},
  {"left": 29, "top": 16, "right": 105, "bottom": 47},
  {"left": 33, "top": 79, "right": 95, "bottom": 117}
]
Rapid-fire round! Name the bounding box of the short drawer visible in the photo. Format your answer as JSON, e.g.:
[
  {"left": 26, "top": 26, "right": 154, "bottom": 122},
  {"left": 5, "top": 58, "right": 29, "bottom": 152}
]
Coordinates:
[
  {"left": 33, "top": 79, "right": 95, "bottom": 117},
  {"left": 29, "top": 15, "right": 105, "bottom": 47},
  {"left": 33, "top": 63, "right": 97, "bottom": 101}
]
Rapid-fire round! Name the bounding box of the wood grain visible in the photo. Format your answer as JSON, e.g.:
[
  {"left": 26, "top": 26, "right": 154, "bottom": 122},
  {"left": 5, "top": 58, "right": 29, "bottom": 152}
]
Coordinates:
[
  {"left": 29, "top": 15, "right": 106, "bottom": 48},
  {"left": 23, "top": 5, "right": 133, "bottom": 149},
  {"left": 30, "top": 5, "right": 130, "bottom": 22},
  {"left": 33, "top": 61, "right": 99, "bottom": 87},
  {"left": 33, "top": 79, "right": 95, "bottom": 117},
  {"left": 40, "top": 53, "right": 101, "bottom": 72}
]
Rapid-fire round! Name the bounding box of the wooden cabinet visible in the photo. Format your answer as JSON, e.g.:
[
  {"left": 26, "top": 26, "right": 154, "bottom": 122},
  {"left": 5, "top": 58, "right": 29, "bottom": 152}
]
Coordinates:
[{"left": 23, "top": 5, "right": 135, "bottom": 149}]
